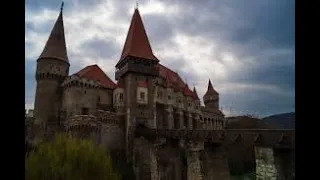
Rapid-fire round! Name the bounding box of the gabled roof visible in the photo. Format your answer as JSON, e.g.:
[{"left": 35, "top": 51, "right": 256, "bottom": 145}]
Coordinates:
[
  {"left": 204, "top": 79, "right": 219, "bottom": 96},
  {"left": 38, "top": 6, "right": 68, "bottom": 62},
  {"left": 74, "top": 65, "right": 117, "bottom": 89},
  {"left": 117, "top": 8, "right": 158, "bottom": 65}
]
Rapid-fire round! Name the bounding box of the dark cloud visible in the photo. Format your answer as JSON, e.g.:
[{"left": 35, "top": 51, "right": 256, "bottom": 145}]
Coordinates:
[
  {"left": 221, "top": 88, "right": 294, "bottom": 117},
  {"left": 25, "top": 0, "right": 295, "bottom": 116},
  {"left": 143, "top": 14, "right": 175, "bottom": 45},
  {"left": 80, "top": 38, "right": 121, "bottom": 59},
  {"left": 25, "top": 0, "right": 104, "bottom": 11}
]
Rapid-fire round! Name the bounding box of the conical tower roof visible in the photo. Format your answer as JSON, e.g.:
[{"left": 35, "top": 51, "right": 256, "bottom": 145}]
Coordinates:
[
  {"left": 117, "top": 8, "right": 158, "bottom": 66},
  {"left": 38, "top": 3, "right": 68, "bottom": 62},
  {"left": 204, "top": 79, "right": 218, "bottom": 96},
  {"left": 193, "top": 87, "right": 200, "bottom": 100}
]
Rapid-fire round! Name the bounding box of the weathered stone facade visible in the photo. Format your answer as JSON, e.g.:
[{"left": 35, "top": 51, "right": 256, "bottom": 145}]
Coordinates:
[
  {"left": 255, "top": 147, "right": 295, "bottom": 180},
  {"left": 30, "top": 4, "right": 294, "bottom": 180}
]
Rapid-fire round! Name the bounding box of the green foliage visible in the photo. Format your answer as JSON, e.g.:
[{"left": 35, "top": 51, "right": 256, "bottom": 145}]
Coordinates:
[
  {"left": 25, "top": 134, "right": 121, "bottom": 180},
  {"left": 231, "top": 171, "right": 256, "bottom": 180}
]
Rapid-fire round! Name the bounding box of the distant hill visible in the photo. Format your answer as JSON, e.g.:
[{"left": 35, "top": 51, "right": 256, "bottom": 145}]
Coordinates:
[
  {"left": 226, "top": 116, "right": 276, "bottom": 129},
  {"left": 262, "top": 112, "right": 295, "bottom": 129},
  {"left": 225, "top": 113, "right": 295, "bottom": 174}
]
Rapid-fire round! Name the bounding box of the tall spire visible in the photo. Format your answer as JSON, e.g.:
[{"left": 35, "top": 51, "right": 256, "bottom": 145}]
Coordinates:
[
  {"left": 193, "top": 86, "right": 200, "bottom": 100},
  {"left": 38, "top": 2, "right": 68, "bottom": 62},
  {"left": 205, "top": 79, "right": 218, "bottom": 96},
  {"left": 117, "top": 8, "right": 158, "bottom": 65}
]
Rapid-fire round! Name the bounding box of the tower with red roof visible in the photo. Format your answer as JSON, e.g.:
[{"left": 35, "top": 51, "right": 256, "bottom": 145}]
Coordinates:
[
  {"left": 33, "top": 4, "right": 70, "bottom": 139},
  {"left": 203, "top": 79, "right": 219, "bottom": 110}
]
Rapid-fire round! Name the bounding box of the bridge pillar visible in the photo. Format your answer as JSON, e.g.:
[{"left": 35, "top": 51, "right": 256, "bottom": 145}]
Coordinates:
[
  {"left": 186, "top": 141, "right": 204, "bottom": 180},
  {"left": 200, "top": 145, "right": 230, "bottom": 180},
  {"left": 255, "top": 146, "right": 294, "bottom": 180},
  {"left": 133, "top": 137, "right": 159, "bottom": 180}
]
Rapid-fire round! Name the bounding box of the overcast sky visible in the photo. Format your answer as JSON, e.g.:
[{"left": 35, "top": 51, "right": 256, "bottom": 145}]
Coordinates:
[{"left": 25, "top": 0, "right": 295, "bottom": 118}]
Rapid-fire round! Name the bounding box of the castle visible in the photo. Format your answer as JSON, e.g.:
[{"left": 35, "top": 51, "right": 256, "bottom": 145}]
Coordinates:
[
  {"left": 33, "top": 5, "right": 225, "bottom": 142},
  {"left": 31, "top": 4, "right": 295, "bottom": 180}
]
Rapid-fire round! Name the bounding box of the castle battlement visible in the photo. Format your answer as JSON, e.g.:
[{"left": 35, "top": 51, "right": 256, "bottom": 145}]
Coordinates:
[
  {"left": 62, "top": 75, "right": 100, "bottom": 89},
  {"left": 66, "top": 115, "right": 100, "bottom": 130},
  {"left": 95, "top": 110, "right": 118, "bottom": 125}
]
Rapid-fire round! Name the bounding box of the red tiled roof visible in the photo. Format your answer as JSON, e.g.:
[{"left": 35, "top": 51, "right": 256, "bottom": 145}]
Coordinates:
[
  {"left": 158, "top": 64, "right": 186, "bottom": 92},
  {"left": 137, "top": 81, "right": 148, "bottom": 88},
  {"left": 204, "top": 79, "right": 218, "bottom": 96},
  {"left": 74, "top": 65, "right": 117, "bottom": 89},
  {"left": 38, "top": 10, "right": 68, "bottom": 62},
  {"left": 164, "top": 75, "right": 174, "bottom": 88},
  {"left": 117, "top": 8, "right": 158, "bottom": 65},
  {"left": 184, "top": 84, "right": 194, "bottom": 97}
]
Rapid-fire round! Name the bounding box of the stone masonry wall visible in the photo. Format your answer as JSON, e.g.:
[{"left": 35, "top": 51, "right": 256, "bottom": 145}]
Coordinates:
[
  {"left": 133, "top": 137, "right": 159, "bottom": 180},
  {"left": 200, "top": 145, "right": 230, "bottom": 180},
  {"left": 187, "top": 151, "right": 203, "bottom": 180},
  {"left": 99, "top": 124, "right": 124, "bottom": 150},
  {"left": 255, "top": 146, "right": 282, "bottom": 180}
]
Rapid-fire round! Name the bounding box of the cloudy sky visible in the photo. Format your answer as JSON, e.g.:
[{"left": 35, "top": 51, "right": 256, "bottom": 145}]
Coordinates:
[{"left": 25, "top": 0, "right": 295, "bottom": 118}]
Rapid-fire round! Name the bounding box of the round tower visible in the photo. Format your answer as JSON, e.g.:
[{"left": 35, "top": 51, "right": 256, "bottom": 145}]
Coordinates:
[
  {"left": 33, "top": 4, "right": 70, "bottom": 140},
  {"left": 203, "top": 79, "right": 219, "bottom": 110}
]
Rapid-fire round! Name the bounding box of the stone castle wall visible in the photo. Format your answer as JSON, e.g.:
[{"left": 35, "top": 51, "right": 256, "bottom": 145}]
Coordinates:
[{"left": 254, "top": 146, "right": 295, "bottom": 180}]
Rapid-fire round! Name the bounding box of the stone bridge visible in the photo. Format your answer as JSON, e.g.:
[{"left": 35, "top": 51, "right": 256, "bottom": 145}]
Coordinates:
[
  {"left": 133, "top": 126, "right": 295, "bottom": 180},
  {"left": 135, "top": 127, "right": 295, "bottom": 149}
]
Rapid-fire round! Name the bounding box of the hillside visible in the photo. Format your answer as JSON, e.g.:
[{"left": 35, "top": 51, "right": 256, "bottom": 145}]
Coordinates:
[
  {"left": 226, "top": 116, "right": 276, "bottom": 129},
  {"left": 262, "top": 112, "right": 295, "bottom": 129}
]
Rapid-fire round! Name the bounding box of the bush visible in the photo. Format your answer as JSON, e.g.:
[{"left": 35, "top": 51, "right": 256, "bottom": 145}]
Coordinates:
[{"left": 25, "top": 134, "right": 121, "bottom": 180}]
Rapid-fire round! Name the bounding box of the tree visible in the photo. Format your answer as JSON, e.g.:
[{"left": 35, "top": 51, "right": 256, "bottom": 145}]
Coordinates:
[{"left": 25, "top": 134, "right": 121, "bottom": 180}]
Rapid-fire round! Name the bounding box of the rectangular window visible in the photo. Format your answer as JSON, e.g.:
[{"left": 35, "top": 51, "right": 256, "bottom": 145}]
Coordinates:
[
  {"left": 82, "top": 107, "right": 89, "bottom": 115},
  {"left": 140, "top": 92, "right": 145, "bottom": 99},
  {"left": 119, "top": 93, "right": 124, "bottom": 100}
]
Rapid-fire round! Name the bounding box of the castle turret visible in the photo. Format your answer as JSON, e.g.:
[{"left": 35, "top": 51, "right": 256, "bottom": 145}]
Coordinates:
[
  {"left": 115, "top": 7, "right": 159, "bottom": 163},
  {"left": 203, "top": 79, "right": 219, "bottom": 110},
  {"left": 33, "top": 3, "right": 70, "bottom": 140},
  {"left": 193, "top": 87, "right": 200, "bottom": 109}
]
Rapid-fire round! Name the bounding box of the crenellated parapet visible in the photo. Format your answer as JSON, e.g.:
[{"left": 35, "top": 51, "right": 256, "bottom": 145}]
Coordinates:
[
  {"left": 61, "top": 75, "right": 100, "bottom": 89},
  {"left": 95, "top": 110, "right": 118, "bottom": 125},
  {"left": 66, "top": 115, "right": 100, "bottom": 141},
  {"left": 35, "top": 71, "right": 67, "bottom": 81}
]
